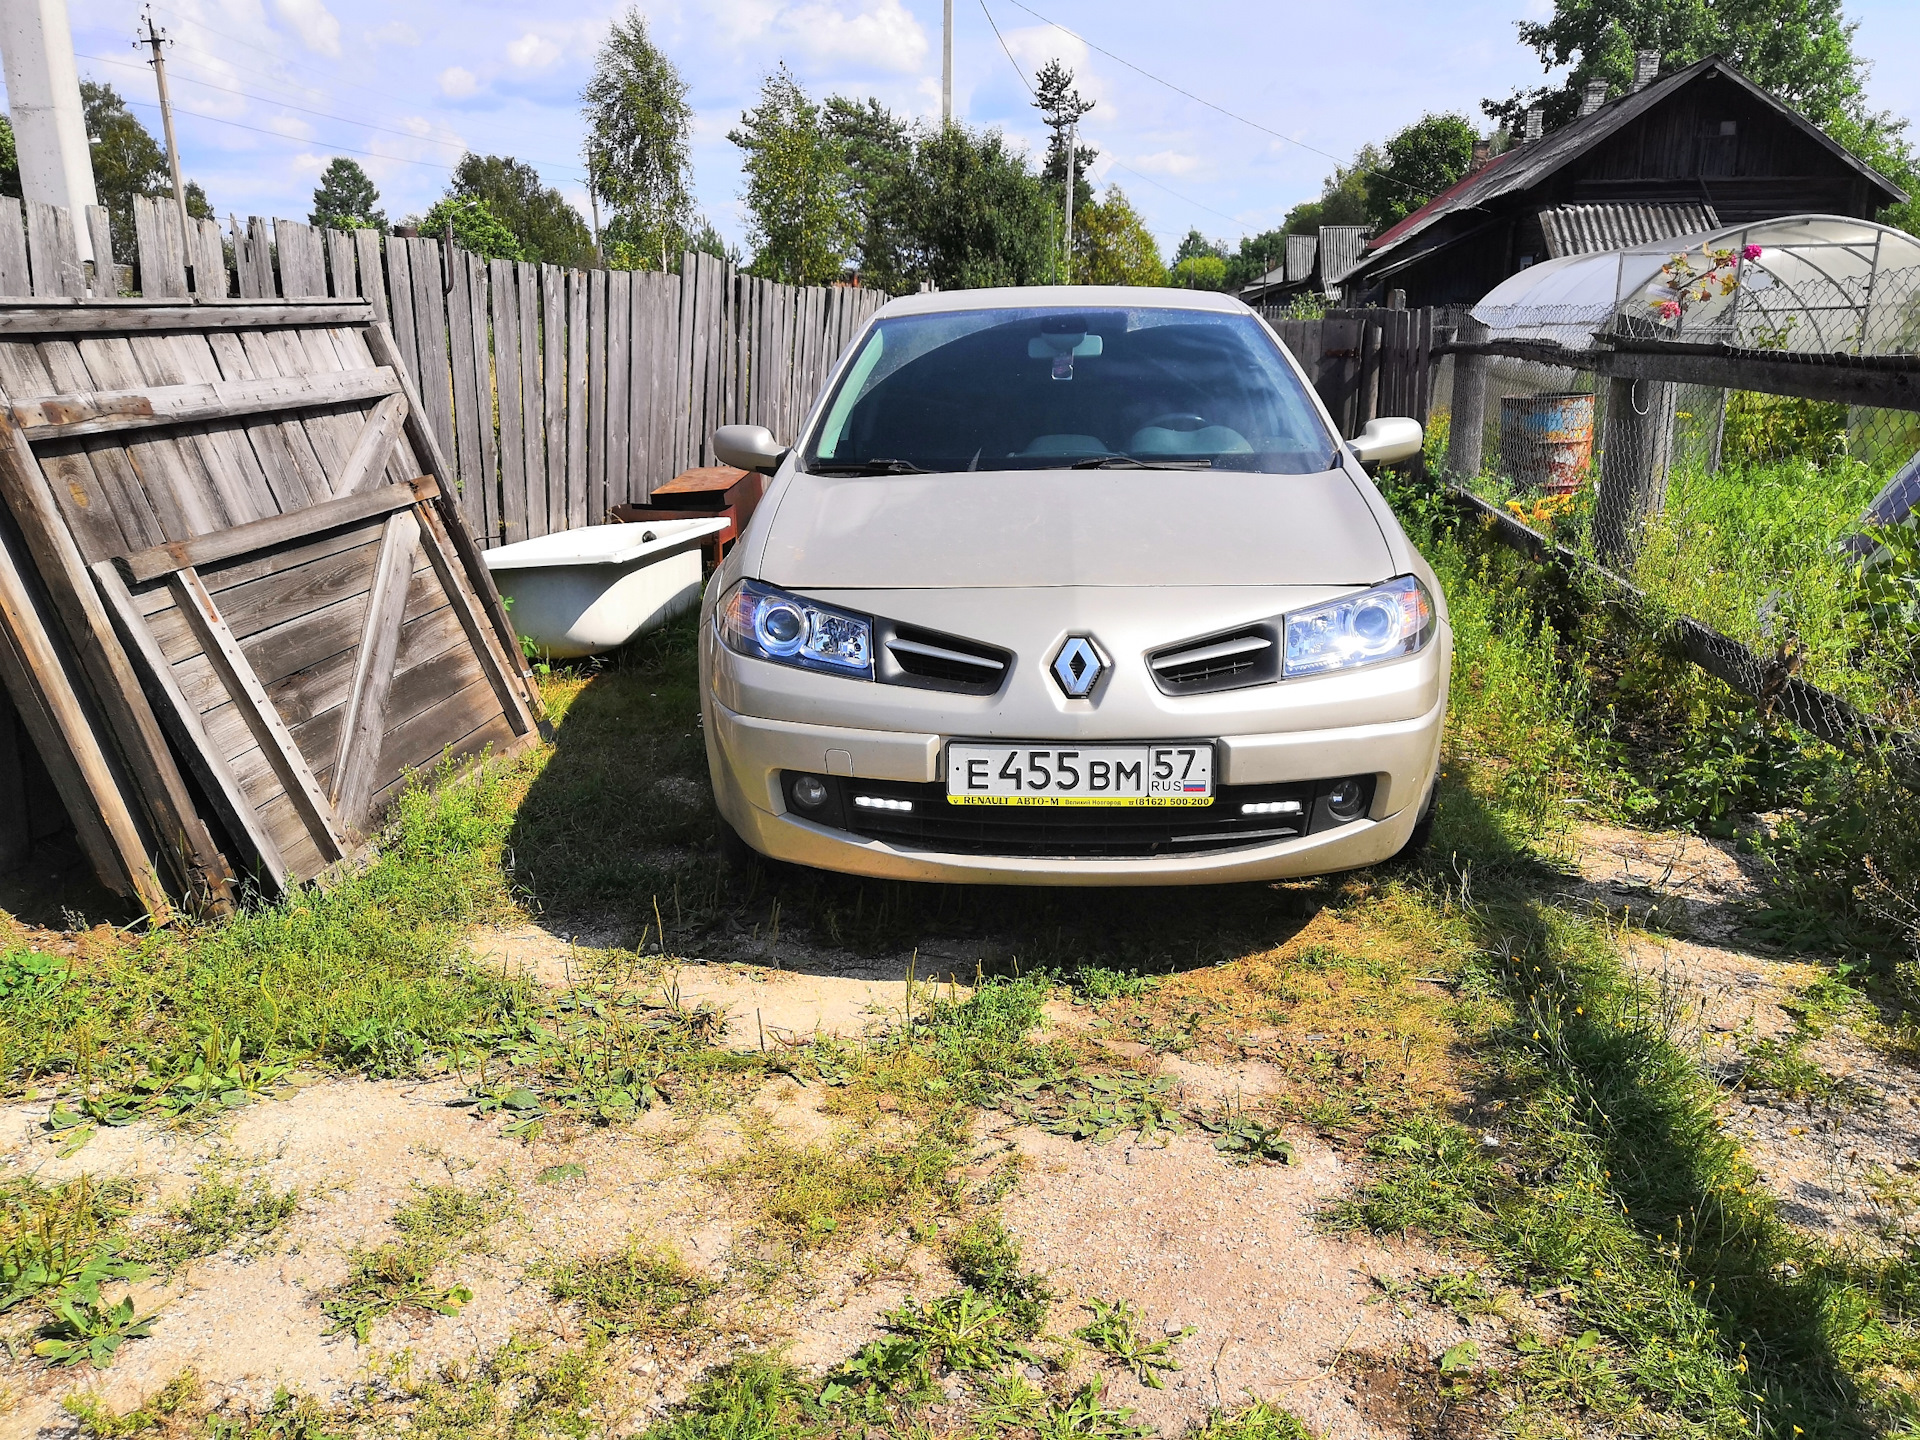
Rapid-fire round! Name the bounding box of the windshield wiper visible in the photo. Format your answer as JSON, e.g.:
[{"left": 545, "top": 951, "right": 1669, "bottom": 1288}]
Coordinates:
[
  {"left": 808, "top": 458, "right": 933, "bottom": 475},
  {"left": 1069, "top": 454, "right": 1214, "bottom": 470}
]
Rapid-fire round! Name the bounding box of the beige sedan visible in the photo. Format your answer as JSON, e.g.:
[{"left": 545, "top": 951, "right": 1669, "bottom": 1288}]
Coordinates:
[{"left": 699, "top": 286, "right": 1448, "bottom": 886}]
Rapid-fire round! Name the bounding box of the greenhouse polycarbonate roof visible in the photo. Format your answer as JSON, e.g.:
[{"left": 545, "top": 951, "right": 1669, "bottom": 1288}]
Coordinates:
[{"left": 1471, "top": 215, "right": 1920, "bottom": 355}]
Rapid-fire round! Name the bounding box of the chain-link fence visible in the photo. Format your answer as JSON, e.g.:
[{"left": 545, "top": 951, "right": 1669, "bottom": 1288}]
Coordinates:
[{"left": 1429, "top": 302, "right": 1920, "bottom": 752}]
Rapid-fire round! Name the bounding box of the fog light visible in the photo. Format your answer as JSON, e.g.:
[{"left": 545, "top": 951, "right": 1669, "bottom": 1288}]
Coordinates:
[
  {"left": 1326, "top": 777, "right": 1368, "bottom": 822},
  {"left": 793, "top": 775, "right": 829, "bottom": 809}
]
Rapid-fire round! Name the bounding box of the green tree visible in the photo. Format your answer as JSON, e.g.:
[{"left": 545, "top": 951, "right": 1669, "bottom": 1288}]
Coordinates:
[
  {"left": 1033, "top": 58, "right": 1097, "bottom": 220},
  {"left": 80, "top": 82, "right": 212, "bottom": 262},
  {"left": 582, "top": 7, "right": 694, "bottom": 271},
  {"left": 1484, "top": 0, "right": 1915, "bottom": 229},
  {"left": 1078, "top": 186, "right": 1165, "bottom": 286},
  {"left": 825, "top": 96, "right": 917, "bottom": 288},
  {"left": 444, "top": 155, "right": 593, "bottom": 267},
  {"left": 729, "top": 65, "right": 855, "bottom": 285},
  {"left": 1170, "top": 254, "right": 1229, "bottom": 290},
  {"left": 310, "top": 157, "right": 384, "bottom": 229},
  {"left": 418, "top": 194, "right": 521, "bottom": 260},
  {"left": 0, "top": 116, "right": 18, "bottom": 198},
  {"left": 907, "top": 122, "right": 1057, "bottom": 289},
  {"left": 1364, "top": 113, "right": 1477, "bottom": 232}
]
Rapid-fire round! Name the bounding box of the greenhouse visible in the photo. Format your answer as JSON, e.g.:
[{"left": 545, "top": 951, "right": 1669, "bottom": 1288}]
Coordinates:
[{"left": 1470, "top": 214, "right": 1920, "bottom": 357}]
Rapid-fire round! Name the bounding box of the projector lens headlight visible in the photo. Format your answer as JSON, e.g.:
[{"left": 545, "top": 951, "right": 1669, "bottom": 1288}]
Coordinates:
[
  {"left": 718, "top": 579, "right": 873, "bottom": 678},
  {"left": 1284, "top": 576, "right": 1435, "bottom": 678}
]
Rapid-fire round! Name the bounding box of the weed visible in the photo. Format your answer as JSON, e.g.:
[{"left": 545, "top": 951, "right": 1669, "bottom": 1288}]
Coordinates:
[
  {"left": 318, "top": 1175, "right": 512, "bottom": 1343},
  {"left": 1420, "top": 1270, "right": 1497, "bottom": 1318},
  {"left": 203, "top": 1390, "right": 340, "bottom": 1440},
  {"left": 1199, "top": 1113, "right": 1298, "bottom": 1166},
  {"left": 1180, "top": 1399, "right": 1314, "bottom": 1440},
  {"left": 1006, "top": 1072, "right": 1180, "bottom": 1145},
  {"left": 541, "top": 1241, "right": 716, "bottom": 1337},
  {"left": 708, "top": 1125, "right": 954, "bottom": 1245},
  {"left": 1073, "top": 1297, "right": 1193, "bottom": 1389},
  {"left": 34, "top": 1292, "right": 159, "bottom": 1367},
  {"left": 945, "top": 1216, "right": 1053, "bottom": 1336},
  {"left": 130, "top": 1161, "right": 299, "bottom": 1273},
  {"left": 64, "top": 1369, "right": 201, "bottom": 1438},
  {"left": 887, "top": 1289, "right": 1034, "bottom": 1372},
  {"left": 1072, "top": 967, "right": 1158, "bottom": 1001},
  {"left": 642, "top": 1354, "right": 819, "bottom": 1440}
]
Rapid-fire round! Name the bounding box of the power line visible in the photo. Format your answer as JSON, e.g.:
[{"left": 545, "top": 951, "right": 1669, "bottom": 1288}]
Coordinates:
[
  {"left": 999, "top": 0, "right": 1422, "bottom": 198},
  {"left": 977, "top": 0, "right": 1252, "bottom": 234},
  {"left": 114, "top": 92, "right": 468, "bottom": 172}
]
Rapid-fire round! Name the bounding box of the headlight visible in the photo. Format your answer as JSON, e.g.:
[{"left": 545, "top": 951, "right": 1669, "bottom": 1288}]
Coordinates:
[
  {"left": 716, "top": 579, "right": 873, "bottom": 677},
  {"left": 1285, "top": 575, "right": 1435, "bottom": 677}
]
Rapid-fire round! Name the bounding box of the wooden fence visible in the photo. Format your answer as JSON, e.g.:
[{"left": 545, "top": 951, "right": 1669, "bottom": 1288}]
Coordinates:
[
  {"left": 1260, "top": 305, "right": 1435, "bottom": 438},
  {"left": 0, "top": 196, "right": 888, "bottom": 551}
]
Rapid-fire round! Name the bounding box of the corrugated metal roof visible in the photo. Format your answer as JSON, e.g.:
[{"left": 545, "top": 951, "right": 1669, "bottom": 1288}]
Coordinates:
[
  {"left": 1354, "top": 55, "right": 1906, "bottom": 278},
  {"left": 1539, "top": 201, "right": 1720, "bottom": 258},
  {"left": 1285, "top": 233, "right": 1318, "bottom": 283},
  {"left": 1318, "top": 226, "right": 1370, "bottom": 284}
]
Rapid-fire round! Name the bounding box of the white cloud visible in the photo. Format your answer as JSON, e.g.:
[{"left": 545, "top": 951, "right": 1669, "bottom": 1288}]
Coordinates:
[
  {"left": 507, "top": 32, "right": 564, "bottom": 68},
  {"left": 271, "top": 0, "right": 341, "bottom": 57},
  {"left": 367, "top": 21, "right": 420, "bottom": 46},
  {"left": 703, "top": 0, "right": 926, "bottom": 73},
  {"left": 265, "top": 113, "right": 317, "bottom": 140},
  {"left": 439, "top": 66, "right": 480, "bottom": 98},
  {"left": 1131, "top": 149, "right": 1201, "bottom": 177}
]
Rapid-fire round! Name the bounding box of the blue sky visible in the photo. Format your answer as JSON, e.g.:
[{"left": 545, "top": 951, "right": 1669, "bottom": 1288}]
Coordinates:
[{"left": 34, "top": 0, "right": 1920, "bottom": 258}]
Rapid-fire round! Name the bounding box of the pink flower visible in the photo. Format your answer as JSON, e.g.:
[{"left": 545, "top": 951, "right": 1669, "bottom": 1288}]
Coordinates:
[
  {"left": 1742, "top": 244, "right": 1763, "bottom": 260},
  {"left": 1657, "top": 299, "right": 1682, "bottom": 319}
]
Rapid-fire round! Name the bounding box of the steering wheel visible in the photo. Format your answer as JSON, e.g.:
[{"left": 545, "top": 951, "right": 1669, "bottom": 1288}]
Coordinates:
[{"left": 1140, "top": 412, "right": 1208, "bottom": 431}]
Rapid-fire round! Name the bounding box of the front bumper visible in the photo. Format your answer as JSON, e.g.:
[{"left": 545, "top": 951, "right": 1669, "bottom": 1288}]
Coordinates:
[{"left": 703, "top": 680, "right": 1447, "bottom": 887}]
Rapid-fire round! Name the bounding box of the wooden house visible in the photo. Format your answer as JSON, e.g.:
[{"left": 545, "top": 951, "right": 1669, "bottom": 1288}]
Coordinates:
[{"left": 1338, "top": 54, "right": 1907, "bottom": 308}]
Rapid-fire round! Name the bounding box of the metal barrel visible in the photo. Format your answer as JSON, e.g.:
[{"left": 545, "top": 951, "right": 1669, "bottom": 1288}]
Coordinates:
[{"left": 1499, "top": 392, "right": 1596, "bottom": 495}]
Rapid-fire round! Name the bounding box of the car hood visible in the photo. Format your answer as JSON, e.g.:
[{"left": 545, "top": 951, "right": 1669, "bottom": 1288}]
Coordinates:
[{"left": 750, "top": 468, "right": 1395, "bottom": 589}]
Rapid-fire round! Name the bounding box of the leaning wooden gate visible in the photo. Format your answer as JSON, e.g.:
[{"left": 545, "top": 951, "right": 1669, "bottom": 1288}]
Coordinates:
[{"left": 0, "top": 298, "right": 546, "bottom": 909}]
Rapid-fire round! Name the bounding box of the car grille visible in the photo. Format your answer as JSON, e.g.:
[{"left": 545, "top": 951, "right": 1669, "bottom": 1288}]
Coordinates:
[
  {"left": 1148, "top": 624, "right": 1280, "bottom": 694},
  {"left": 782, "top": 773, "right": 1374, "bottom": 859},
  {"left": 877, "top": 623, "right": 1011, "bottom": 695}
]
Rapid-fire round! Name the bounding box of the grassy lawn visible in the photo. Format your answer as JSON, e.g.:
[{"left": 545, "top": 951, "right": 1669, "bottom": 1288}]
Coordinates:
[{"left": 4, "top": 496, "right": 1918, "bottom": 1438}]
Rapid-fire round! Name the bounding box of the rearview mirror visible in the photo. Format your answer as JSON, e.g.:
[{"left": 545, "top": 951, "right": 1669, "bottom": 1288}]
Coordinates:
[
  {"left": 1350, "top": 417, "right": 1424, "bottom": 466},
  {"left": 714, "top": 424, "right": 788, "bottom": 474}
]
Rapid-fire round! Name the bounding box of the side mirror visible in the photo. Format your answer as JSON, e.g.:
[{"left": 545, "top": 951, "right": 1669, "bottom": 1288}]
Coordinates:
[
  {"left": 1350, "top": 417, "right": 1424, "bottom": 466},
  {"left": 714, "top": 424, "right": 788, "bottom": 474}
]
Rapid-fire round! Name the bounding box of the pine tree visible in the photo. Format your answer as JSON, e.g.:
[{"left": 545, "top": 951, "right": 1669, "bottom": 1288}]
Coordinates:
[
  {"left": 310, "top": 158, "right": 385, "bottom": 230},
  {"left": 1032, "top": 59, "right": 1096, "bottom": 218}
]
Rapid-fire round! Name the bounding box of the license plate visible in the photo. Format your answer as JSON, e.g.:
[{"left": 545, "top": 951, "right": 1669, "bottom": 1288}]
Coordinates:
[{"left": 946, "top": 743, "right": 1215, "bottom": 806}]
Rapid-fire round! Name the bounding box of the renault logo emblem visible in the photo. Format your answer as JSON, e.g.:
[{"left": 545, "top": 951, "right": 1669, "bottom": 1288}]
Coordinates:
[{"left": 1050, "top": 636, "right": 1105, "bottom": 698}]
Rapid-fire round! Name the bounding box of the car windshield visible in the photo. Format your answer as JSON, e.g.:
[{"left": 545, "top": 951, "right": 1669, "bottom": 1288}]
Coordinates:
[{"left": 803, "top": 306, "right": 1341, "bottom": 475}]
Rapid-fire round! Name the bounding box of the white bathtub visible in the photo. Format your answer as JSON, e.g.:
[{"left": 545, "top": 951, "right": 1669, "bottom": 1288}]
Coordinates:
[{"left": 481, "top": 519, "right": 729, "bottom": 659}]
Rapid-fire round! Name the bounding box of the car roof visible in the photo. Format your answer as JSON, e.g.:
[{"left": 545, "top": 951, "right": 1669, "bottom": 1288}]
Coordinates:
[{"left": 870, "top": 285, "right": 1255, "bottom": 320}]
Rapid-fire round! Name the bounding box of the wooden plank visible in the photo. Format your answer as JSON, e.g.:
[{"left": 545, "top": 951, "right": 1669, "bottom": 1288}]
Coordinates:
[
  {"left": 248, "top": 217, "right": 276, "bottom": 297},
  {"left": 467, "top": 254, "right": 497, "bottom": 547},
  {"left": 0, "top": 408, "right": 235, "bottom": 907},
  {"left": 0, "top": 511, "right": 164, "bottom": 905},
  {"left": 274, "top": 219, "right": 327, "bottom": 298},
  {"left": 119, "top": 477, "right": 437, "bottom": 584},
  {"left": 326, "top": 228, "right": 358, "bottom": 298},
  {"left": 361, "top": 318, "right": 545, "bottom": 730},
  {"left": 67, "top": 333, "right": 224, "bottom": 544},
  {"left": 1601, "top": 339, "right": 1920, "bottom": 413},
  {"left": 84, "top": 206, "right": 117, "bottom": 298},
  {"left": 227, "top": 329, "right": 333, "bottom": 510},
  {"left": 332, "top": 393, "right": 409, "bottom": 497},
  {"left": 170, "top": 566, "right": 349, "bottom": 862},
  {"left": 409, "top": 238, "right": 458, "bottom": 474},
  {"left": 27, "top": 202, "right": 85, "bottom": 298},
  {"left": 515, "top": 260, "right": 542, "bottom": 539},
  {"left": 134, "top": 197, "right": 188, "bottom": 299},
  {"left": 384, "top": 235, "right": 419, "bottom": 391},
  {"left": 92, "top": 561, "right": 288, "bottom": 888},
  {"left": 587, "top": 267, "right": 607, "bottom": 522},
  {"left": 327, "top": 509, "right": 420, "bottom": 828},
  {"left": 414, "top": 498, "right": 535, "bottom": 738},
  {"left": 540, "top": 265, "right": 565, "bottom": 537},
  {"left": 0, "top": 339, "right": 155, "bottom": 557},
  {"left": 0, "top": 199, "right": 29, "bottom": 296},
  {"left": 444, "top": 249, "right": 486, "bottom": 543},
  {"left": 566, "top": 269, "right": 588, "bottom": 529},
  {"left": 0, "top": 303, "right": 374, "bottom": 336},
  {"left": 606, "top": 269, "right": 631, "bottom": 507},
  {"left": 491, "top": 259, "right": 528, "bottom": 545},
  {"left": 189, "top": 218, "right": 226, "bottom": 297},
  {"left": 147, "top": 331, "right": 279, "bottom": 527},
  {"left": 9, "top": 366, "right": 400, "bottom": 440},
  {"left": 365, "top": 684, "right": 515, "bottom": 815},
  {"left": 355, "top": 229, "right": 387, "bottom": 320}
]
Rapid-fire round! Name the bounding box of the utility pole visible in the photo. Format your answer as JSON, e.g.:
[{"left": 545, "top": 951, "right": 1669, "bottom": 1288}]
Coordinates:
[
  {"left": 1063, "top": 120, "right": 1075, "bottom": 284},
  {"left": 587, "top": 159, "right": 602, "bottom": 266},
  {"left": 941, "top": 0, "right": 952, "bottom": 126},
  {"left": 136, "top": 8, "right": 191, "bottom": 267},
  {"left": 0, "top": 0, "right": 100, "bottom": 263}
]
